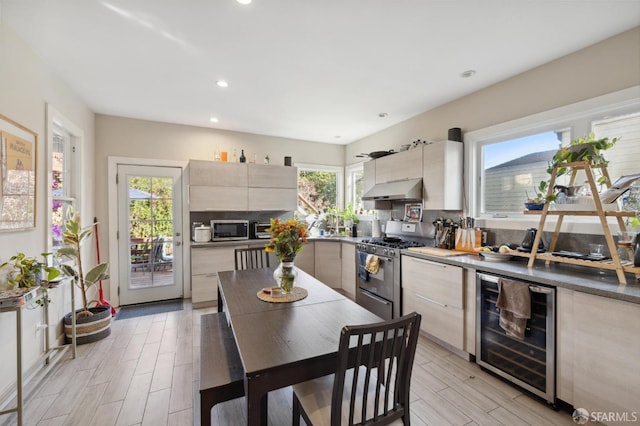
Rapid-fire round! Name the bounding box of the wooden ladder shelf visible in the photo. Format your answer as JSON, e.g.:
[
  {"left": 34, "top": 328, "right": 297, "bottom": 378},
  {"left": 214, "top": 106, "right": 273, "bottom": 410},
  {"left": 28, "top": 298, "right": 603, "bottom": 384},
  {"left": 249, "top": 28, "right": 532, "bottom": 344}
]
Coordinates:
[{"left": 519, "top": 160, "right": 639, "bottom": 285}]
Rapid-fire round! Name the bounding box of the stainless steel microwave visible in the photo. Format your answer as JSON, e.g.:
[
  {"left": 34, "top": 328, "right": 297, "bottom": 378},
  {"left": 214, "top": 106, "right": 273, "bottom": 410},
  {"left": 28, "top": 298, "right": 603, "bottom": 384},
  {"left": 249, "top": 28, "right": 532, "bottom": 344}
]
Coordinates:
[{"left": 210, "top": 220, "right": 249, "bottom": 241}]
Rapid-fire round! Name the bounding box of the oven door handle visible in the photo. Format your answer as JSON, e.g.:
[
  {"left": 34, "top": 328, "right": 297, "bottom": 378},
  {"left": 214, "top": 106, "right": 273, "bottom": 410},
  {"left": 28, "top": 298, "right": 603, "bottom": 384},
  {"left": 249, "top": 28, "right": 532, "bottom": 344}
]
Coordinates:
[
  {"left": 415, "top": 294, "right": 447, "bottom": 308},
  {"left": 359, "top": 289, "right": 392, "bottom": 307},
  {"left": 529, "top": 285, "right": 553, "bottom": 294}
]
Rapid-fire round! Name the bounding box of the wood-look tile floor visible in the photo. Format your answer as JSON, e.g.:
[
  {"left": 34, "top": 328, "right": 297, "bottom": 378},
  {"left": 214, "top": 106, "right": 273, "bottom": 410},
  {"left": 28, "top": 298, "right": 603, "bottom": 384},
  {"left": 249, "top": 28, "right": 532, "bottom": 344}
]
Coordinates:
[{"left": 6, "top": 302, "right": 576, "bottom": 425}]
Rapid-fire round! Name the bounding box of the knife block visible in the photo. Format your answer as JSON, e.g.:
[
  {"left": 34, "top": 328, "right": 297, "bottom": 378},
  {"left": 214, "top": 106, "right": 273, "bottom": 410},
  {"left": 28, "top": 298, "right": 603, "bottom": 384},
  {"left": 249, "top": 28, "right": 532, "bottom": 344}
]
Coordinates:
[{"left": 455, "top": 229, "right": 482, "bottom": 252}]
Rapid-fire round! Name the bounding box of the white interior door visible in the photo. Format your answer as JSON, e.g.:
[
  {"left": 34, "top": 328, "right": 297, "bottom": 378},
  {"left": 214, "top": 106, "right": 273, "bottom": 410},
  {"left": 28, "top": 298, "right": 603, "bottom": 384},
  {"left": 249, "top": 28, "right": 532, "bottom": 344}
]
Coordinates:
[{"left": 117, "top": 164, "right": 183, "bottom": 305}]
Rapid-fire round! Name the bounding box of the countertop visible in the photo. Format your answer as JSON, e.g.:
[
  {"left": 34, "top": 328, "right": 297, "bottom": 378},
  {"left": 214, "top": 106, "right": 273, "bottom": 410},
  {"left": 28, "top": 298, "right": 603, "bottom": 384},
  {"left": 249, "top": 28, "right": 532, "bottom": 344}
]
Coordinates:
[
  {"left": 401, "top": 248, "right": 640, "bottom": 305},
  {"left": 191, "top": 236, "right": 640, "bottom": 304}
]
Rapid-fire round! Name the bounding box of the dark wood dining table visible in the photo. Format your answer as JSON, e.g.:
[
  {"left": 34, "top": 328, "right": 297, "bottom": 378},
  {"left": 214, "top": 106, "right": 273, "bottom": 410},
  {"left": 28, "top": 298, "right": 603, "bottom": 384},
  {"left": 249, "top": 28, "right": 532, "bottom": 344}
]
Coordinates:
[{"left": 217, "top": 267, "right": 382, "bottom": 426}]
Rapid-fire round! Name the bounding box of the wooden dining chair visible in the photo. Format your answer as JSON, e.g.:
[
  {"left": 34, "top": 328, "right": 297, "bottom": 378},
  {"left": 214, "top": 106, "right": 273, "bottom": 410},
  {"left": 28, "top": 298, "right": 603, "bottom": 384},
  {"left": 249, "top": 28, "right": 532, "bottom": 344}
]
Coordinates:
[
  {"left": 234, "top": 247, "right": 270, "bottom": 270},
  {"left": 292, "top": 311, "right": 422, "bottom": 426}
]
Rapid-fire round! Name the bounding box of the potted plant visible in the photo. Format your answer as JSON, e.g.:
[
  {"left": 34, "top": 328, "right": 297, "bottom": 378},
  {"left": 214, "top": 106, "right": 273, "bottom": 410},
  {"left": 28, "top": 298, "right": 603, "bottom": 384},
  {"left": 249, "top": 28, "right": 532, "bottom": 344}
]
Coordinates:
[
  {"left": 530, "top": 133, "right": 618, "bottom": 206},
  {"left": 57, "top": 207, "right": 111, "bottom": 344},
  {"left": 1, "top": 252, "right": 60, "bottom": 289},
  {"left": 341, "top": 203, "right": 360, "bottom": 227}
]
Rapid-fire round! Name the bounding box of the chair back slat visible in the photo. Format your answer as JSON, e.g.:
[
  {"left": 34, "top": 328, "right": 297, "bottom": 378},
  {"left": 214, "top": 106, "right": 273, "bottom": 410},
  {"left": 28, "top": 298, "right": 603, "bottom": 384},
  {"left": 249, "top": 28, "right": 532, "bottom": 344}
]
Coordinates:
[
  {"left": 330, "top": 312, "right": 421, "bottom": 426},
  {"left": 234, "top": 247, "right": 270, "bottom": 270}
]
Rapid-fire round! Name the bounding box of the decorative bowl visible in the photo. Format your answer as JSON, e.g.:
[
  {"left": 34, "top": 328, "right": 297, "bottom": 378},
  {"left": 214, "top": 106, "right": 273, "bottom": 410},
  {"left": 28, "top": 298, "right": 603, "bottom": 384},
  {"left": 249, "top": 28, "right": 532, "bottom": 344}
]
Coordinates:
[{"left": 525, "top": 202, "right": 544, "bottom": 211}]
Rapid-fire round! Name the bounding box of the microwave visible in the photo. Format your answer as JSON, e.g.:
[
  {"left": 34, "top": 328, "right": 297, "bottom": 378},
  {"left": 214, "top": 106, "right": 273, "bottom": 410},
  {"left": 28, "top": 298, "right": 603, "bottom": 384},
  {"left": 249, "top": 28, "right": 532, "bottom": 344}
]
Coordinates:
[
  {"left": 253, "top": 222, "right": 272, "bottom": 239},
  {"left": 210, "top": 220, "right": 249, "bottom": 241}
]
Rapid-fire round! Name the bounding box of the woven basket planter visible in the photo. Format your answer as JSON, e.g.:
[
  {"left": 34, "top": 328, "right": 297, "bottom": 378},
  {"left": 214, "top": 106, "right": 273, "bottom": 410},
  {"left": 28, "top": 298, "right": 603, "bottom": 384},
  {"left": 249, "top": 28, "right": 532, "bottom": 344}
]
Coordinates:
[{"left": 64, "top": 306, "right": 112, "bottom": 345}]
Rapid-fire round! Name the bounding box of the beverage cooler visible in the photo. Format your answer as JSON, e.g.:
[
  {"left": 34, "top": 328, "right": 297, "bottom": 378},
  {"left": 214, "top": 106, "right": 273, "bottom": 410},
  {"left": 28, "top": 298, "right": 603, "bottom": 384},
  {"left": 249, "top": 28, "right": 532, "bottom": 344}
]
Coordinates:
[{"left": 476, "top": 273, "right": 555, "bottom": 404}]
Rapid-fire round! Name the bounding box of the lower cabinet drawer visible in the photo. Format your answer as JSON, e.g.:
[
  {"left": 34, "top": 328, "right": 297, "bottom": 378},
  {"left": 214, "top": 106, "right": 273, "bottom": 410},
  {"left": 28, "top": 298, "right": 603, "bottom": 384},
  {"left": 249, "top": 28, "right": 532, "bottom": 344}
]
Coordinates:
[
  {"left": 192, "top": 273, "right": 217, "bottom": 305},
  {"left": 403, "top": 287, "right": 464, "bottom": 350}
]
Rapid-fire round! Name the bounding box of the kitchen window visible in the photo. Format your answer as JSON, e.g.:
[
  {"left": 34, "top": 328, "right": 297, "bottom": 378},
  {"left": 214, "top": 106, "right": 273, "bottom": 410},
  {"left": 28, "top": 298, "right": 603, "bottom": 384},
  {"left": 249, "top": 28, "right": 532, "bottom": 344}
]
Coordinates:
[
  {"left": 466, "top": 87, "right": 640, "bottom": 230},
  {"left": 297, "top": 164, "right": 343, "bottom": 215},
  {"left": 345, "top": 163, "right": 364, "bottom": 212},
  {"left": 47, "top": 104, "right": 82, "bottom": 252}
]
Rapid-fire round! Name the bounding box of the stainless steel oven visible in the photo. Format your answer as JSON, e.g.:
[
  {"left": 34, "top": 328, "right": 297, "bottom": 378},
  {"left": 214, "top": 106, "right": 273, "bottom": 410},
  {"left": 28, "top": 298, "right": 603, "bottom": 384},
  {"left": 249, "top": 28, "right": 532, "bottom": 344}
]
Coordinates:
[
  {"left": 356, "top": 249, "right": 395, "bottom": 320},
  {"left": 476, "top": 272, "right": 555, "bottom": 404},
  {"left": 355, "top": 237, "right": 425, "bottom": 320}
]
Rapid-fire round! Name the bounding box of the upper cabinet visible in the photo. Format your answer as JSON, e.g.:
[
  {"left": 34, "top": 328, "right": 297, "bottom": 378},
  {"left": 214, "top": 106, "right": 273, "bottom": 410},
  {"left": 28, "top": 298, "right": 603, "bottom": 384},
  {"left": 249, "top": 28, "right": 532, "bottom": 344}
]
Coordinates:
[
  {"left": 361, "top": 141, "right": 463, "bottom": 210},
  {"left": 248, "top": 164, "right": 297, "bottom": 211},
  {"left": 189, "top": 160, "right": 248, "bottom": 211},
  {"left": 374, "top": 149, "right": 423, "bottom": 184},
  {"left": 188, "top": 160, "right": 297, "bottom": 212},
  {"left": 422, "top": 140, "right": 463, "bottom": 210}
]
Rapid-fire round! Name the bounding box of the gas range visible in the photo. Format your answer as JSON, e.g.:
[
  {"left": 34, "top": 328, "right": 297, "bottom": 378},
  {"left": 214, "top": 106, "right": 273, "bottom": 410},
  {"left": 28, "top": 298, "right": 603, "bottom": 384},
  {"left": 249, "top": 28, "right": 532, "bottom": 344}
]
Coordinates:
[{"left": 357, "top": 237, "right": 426, "bottom": 258}]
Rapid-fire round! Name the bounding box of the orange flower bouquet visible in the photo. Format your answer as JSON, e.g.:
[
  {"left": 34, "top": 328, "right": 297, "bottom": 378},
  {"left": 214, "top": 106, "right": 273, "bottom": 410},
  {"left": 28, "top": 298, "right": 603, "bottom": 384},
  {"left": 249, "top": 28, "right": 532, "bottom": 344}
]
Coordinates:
[{"left": 265, "top": 218, "right": 309, "bottom": 262}]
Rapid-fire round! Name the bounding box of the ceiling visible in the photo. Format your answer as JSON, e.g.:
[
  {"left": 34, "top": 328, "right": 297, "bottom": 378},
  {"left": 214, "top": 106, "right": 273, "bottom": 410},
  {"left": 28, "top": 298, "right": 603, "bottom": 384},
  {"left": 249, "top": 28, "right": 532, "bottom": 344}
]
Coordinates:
[{"left": 2, "top": 1, "right": 639, "bottom": 144}]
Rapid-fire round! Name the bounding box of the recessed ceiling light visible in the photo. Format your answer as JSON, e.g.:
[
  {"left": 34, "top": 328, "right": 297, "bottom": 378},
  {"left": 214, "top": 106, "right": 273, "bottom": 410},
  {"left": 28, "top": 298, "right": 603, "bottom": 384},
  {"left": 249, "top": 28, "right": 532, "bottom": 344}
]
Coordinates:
[
  {"left": 236, "top": 0, "right": 252, "bottom": 5},
  {"left": 378, "top": 113, "right": 388, "bottom": 118},
  {"left": 461, "top": 70, "right": 476, "bottom": 78},
  {"left": 210, "top": 117, "right": 219, "bottom": 123},
  {"left": 216, "top": 80, "right": 228, "bottom": 88},
  {"left": 334, "top": 136, "right": 341, "bottom": 139}
]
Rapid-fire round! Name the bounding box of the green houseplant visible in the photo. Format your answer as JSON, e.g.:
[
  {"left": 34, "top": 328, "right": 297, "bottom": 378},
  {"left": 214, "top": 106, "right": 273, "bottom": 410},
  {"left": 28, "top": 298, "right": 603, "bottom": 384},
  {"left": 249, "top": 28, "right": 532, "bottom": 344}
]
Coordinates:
[
  {"left": 1, "top": 252, "right": 60, "bottom": 289},
  {"left": 341, "top": 203, "right": 360, "bottom": 226},
  {"left": 57, "top": 207, "right": 111, "bottom": 344},
  {"left": 532, "top": 133, "right": 618, "bottom": 205}
]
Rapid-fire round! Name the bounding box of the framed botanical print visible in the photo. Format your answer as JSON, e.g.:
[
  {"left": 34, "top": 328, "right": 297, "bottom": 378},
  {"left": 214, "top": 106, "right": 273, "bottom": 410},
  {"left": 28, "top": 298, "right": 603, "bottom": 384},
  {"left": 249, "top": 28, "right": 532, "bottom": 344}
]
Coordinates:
[{"left": 0, "top": 114, "right": 37, "bottom": 230}]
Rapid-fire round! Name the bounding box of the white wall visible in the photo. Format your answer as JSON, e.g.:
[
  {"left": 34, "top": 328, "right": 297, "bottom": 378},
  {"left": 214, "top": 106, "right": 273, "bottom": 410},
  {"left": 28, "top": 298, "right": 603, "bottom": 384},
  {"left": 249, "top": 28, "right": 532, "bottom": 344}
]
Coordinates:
[
  {"left": 346, "top": 27, "right": 640, "bottom": 163},
  {"left": 94, "top": 114, "right": 345, "bottom": 297},
  {"left": 0, "top": 21, "right": 96, "bottom": 401}
]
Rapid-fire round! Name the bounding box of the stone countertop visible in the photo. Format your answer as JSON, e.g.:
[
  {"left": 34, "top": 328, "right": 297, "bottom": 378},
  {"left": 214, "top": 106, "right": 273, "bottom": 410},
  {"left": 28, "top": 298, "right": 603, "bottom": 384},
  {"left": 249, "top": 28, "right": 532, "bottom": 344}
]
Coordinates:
[{"left": 401, "top": 248, "right": 640, "bottom": 305}]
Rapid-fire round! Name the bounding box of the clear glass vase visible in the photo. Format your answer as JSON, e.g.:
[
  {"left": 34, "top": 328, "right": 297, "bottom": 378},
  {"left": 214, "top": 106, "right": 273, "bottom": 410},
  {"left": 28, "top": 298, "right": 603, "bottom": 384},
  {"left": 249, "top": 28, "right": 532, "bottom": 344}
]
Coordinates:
[{"left": 273, "top": 261, "right": 297, "bottom": 294}]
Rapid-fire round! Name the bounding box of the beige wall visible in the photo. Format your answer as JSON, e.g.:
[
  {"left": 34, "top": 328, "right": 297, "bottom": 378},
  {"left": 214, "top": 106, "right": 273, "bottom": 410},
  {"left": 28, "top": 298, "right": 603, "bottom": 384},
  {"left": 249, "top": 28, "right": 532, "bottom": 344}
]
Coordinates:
[
  {"left": 346, "top": 26, "right": 640, "bottom": 163},
  {"left": 0, "top": 21, "right": 95, "bottom": 400}
]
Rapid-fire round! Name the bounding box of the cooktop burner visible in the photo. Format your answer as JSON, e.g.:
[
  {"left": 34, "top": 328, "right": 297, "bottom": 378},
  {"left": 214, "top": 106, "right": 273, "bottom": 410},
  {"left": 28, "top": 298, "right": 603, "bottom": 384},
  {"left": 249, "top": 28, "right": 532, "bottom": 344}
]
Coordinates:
[{"left": 360, "top": 237, "right": 426, "bottom": 250}]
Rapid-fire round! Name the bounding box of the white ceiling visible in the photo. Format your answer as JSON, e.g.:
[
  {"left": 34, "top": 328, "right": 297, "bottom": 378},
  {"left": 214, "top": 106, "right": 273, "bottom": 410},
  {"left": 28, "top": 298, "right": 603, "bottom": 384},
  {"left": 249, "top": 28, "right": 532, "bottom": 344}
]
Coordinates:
[{"left": 2, "top": 1, "right": 639, "bottom": 144}]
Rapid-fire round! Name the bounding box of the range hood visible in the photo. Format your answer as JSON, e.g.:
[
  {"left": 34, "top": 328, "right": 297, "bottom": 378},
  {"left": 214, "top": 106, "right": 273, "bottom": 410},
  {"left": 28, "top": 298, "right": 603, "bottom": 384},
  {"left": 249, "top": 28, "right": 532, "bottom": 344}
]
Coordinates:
[{"left": 362, "top": 178, "right": 423, "bottom": 201}]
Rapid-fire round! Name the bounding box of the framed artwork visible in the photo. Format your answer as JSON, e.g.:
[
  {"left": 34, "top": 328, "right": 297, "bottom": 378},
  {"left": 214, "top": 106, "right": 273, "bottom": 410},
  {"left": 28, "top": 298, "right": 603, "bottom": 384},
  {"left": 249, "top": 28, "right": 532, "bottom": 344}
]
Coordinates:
[
  {"left": 0, "top": 115, "right": 37, "bottom": 231},
  {"left": 404, "top": 203, "right": 422, "bottom": 222}
]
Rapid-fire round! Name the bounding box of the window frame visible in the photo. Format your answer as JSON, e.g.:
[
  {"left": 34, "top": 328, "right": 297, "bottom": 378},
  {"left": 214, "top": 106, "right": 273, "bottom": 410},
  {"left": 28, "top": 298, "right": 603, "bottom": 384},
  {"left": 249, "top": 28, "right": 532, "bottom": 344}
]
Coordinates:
[
  {"left": 345, "top": 162, "right": 364, "bottom": 211},
  {"left": 46, "top": 104, "right": 82, "bottom": 253},
  {"left": 465, "top": 86, "right": 640, "bottom": 233}
]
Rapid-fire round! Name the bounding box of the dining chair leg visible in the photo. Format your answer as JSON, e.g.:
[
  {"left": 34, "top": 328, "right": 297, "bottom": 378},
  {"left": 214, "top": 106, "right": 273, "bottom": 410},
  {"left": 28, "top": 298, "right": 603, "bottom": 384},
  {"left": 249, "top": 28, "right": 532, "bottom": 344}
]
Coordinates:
[{"left": 292, "top": 392, "right": 301, "bottom": 426}]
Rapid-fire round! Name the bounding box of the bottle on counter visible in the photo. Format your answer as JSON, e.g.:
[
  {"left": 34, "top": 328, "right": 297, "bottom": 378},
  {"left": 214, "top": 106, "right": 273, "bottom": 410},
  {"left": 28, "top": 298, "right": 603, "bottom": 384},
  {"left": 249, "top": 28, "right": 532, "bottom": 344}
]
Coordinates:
[
  {"left": 264, "top": 155, "right": 270, "bottom": 164},
  {"left": 233, "top": 148, "right": 238, "bottom": 163},
  {"left": 240, "top": 149, "right": 246, "bottom": 163}
]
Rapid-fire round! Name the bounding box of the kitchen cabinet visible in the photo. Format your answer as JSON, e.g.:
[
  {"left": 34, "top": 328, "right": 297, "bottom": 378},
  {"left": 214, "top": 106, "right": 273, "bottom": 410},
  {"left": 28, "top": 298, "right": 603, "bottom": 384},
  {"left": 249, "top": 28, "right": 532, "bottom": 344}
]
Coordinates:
[
  {"left": 557, "top": 288, "right": 640, "bottom": 419},
  {"left": 422, "top": 140, "right": 463, "bottom": 210},
  {"left": 189, "top": 160, "right": 248, "bottom": 211},
  {"left": 191, "top": 244, "right": 246, "bottom": 308},
  {"left": 374, "top": 149, "right": 422, "bottom": 184},
  {"left": 295, "top": 242, "right": 315, "bottom": 275},
  {"left": 401, "top": 256, "right": 466, "bottom": 351},
  {"left": 188, "top": 161, "right": 298, "bottom": 212},
  {"left": 248, "top": 164, "right": 298, "bottom": 211},
  {"left": 315, "top": 241, "right": 342, "bottom": 288},
  {"left": 340, "top": 242, "right": 356, "bottom": 297}
]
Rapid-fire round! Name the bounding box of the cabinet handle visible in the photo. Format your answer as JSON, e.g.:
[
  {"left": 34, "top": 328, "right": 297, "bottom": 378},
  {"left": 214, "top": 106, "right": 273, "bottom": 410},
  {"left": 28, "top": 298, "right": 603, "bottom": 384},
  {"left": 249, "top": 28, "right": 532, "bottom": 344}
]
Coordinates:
[{"left": 415, "top": 294, "right": 448, "bottom": 308}]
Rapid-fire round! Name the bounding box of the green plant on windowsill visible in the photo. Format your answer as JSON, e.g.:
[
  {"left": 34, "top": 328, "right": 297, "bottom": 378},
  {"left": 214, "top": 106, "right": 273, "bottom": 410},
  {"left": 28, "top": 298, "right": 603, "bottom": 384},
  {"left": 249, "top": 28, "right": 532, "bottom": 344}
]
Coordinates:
[
  {"left": 538, "top": 133, "right": 619, "bottom": 203},
  {"left": 341, "top": 203, "right": 360, "bottom": 225}
]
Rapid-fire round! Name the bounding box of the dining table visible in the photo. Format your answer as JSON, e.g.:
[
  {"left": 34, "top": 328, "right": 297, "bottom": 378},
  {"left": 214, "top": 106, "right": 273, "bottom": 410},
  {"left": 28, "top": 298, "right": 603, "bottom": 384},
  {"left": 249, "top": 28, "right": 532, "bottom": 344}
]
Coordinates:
[{"left": 217, "top": 267, "right": 382, "bottom": 426}]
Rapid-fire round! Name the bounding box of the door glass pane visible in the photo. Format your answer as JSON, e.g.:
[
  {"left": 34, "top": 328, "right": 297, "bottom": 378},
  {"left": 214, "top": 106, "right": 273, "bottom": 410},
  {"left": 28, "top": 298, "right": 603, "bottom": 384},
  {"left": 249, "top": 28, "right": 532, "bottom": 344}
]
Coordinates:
[{"left": 128, "top": 175, "right": 174, "bottom": 289}]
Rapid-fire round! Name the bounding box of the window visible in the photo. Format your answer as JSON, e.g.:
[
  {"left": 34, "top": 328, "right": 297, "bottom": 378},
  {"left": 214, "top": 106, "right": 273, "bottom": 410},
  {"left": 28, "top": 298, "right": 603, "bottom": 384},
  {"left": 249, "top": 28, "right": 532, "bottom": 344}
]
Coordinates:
[
  {"left": 467, "top": 87, "right": 640, "bottom": 223},
  {"left": 297, "top": 164, "right": 343, "bottom": 215},
  {"left": 345, "top": 163, "right": 364, "bottom": 212},
  {"left": 480, "top": 130, "right": 570, "bottom": 214},
  {"left": 47, "top": 104, "right": 82, "bottom": 252}
]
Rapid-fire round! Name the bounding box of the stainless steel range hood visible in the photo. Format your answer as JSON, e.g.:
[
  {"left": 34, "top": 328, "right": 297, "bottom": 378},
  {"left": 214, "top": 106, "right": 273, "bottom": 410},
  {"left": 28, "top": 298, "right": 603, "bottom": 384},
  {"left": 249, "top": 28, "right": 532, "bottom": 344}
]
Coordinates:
[{"left": 362, "top": 178, "right": 423, "bottom": 201}]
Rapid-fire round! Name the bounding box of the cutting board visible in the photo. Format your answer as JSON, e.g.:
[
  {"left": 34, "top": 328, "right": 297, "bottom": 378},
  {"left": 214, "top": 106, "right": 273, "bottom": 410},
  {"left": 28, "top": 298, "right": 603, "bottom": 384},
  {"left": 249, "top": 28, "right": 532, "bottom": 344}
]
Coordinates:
[{"left": 406, "top": 246, "right": 472, "bottom": 257}]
